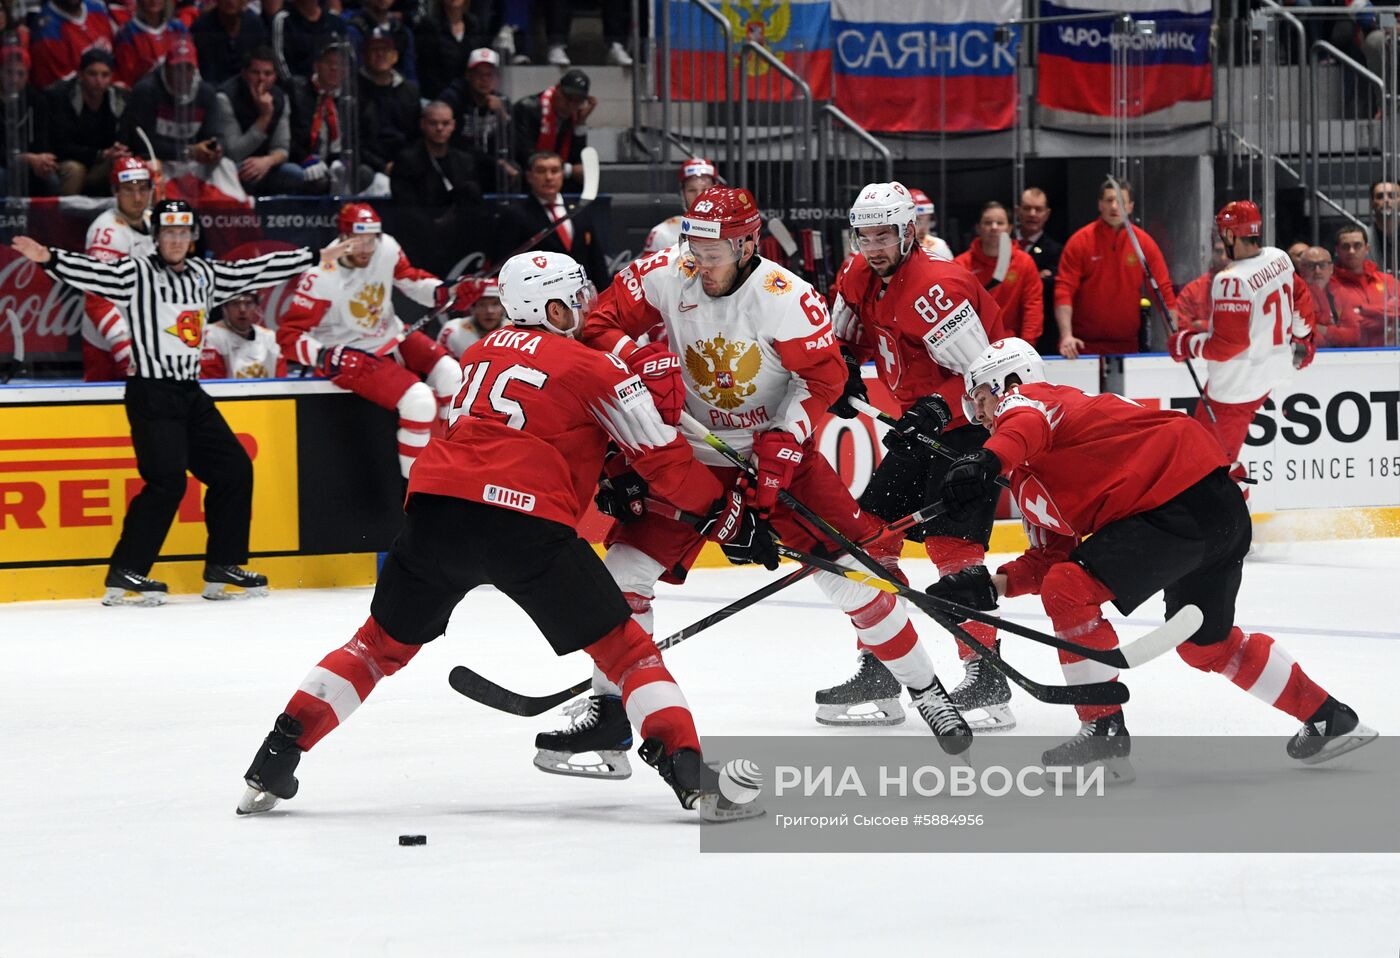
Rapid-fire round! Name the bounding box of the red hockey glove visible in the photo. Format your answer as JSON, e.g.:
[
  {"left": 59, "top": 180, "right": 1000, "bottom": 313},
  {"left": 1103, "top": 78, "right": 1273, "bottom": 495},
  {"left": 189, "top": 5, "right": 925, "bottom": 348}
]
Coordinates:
[
  {"left": 626, "top": 342, "right": 685, "bottom": 426},
  {"left": 1291, "top": 331, "right": 1316, "bottom": 370},
  {"left": 316, "top": 344, "right": 372, "bottom": 378},
  {"left": 435, "top": 277, "right": 485, "bottom": 316},
  {"left": 745, "top": 429, "right": 803, "bottom": 519},
  {"left": 1168, "top": 329, "right": 1206, "bottom": 363}
]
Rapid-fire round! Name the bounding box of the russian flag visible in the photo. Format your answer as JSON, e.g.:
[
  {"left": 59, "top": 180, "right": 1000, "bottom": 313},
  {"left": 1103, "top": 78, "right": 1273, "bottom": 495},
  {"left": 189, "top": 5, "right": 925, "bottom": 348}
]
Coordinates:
[
  {"left": 666, "top": 0, "right": 832, "bottom": 102},
  {"left": 1037, "top": 0, "right": 1212, "bottom": 117},
  {"left": 830, "top": 0, "right": 1021, "bottom": 133}
]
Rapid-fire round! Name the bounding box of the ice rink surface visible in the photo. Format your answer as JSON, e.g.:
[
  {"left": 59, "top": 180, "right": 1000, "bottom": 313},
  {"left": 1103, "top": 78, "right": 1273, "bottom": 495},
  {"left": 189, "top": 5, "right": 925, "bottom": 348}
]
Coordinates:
[{"left": 3, "top": 538, "right": 1399, "bottom": 957}]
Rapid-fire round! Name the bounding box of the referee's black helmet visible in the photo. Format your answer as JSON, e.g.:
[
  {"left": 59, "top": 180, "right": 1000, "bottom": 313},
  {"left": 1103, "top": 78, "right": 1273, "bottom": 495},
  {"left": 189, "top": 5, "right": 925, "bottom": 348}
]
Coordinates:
[{"left": 152, "top": 199, "right": 200, "bottom": 240}]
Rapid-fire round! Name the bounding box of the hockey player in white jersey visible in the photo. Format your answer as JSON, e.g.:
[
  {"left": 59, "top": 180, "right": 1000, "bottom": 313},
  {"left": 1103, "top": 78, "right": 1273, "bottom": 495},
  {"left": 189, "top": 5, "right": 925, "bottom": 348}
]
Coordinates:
[
  {"left": 642, "top": 157, "right": 718, "bottom": 255},
  {"left": 436, "top": 279, "right": 508, "bottom": 358},
  {"left": 909, "top": 187, "right": 953, "bottom": 261},
  {"left": 276, "top": 203, "right": 477, "bottom": 477},
  {"left": 201, "top": 292, "right": 285, "bottom": 379},
  {"left": 532, "top": 186, "right": 972, "bottom": 778},
  {"left": 1168, "top": 200, "right": 1318, "bottom": 469},
  {"left": 81, "top": 156, "right": 155, "bottom": 381}
]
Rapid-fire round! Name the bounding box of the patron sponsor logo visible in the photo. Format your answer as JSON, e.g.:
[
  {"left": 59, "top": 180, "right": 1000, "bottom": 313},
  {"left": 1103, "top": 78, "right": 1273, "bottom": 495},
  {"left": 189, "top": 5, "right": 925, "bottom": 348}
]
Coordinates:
[{"left": 483, "top": 484, "right": 536, "bottom": 512}]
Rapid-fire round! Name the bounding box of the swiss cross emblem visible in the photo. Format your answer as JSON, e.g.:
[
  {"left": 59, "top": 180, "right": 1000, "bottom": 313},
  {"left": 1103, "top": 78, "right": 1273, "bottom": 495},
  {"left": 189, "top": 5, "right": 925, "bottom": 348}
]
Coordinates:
[
  {"left": 1014, "top": 475, "right": 1073, "bottom": 535},
  {"left": 716, "top": 371, "right": 734, "bottom": 388},
  {"left": 532, "top": 255, "right": 548, "bottom": 268}
]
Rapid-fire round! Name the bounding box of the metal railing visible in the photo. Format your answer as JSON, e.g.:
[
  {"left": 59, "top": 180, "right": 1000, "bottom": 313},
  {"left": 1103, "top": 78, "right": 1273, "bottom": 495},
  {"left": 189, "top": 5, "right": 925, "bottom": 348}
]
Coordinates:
[
  {"left": 816, "top": 104, "right": 892, "bottom": 221},
  {"left": 653, "top": 0, "right": 733, "bottom": 182},
  {"left": 737, "top": 40, "right": 814, "bottom": 209}
]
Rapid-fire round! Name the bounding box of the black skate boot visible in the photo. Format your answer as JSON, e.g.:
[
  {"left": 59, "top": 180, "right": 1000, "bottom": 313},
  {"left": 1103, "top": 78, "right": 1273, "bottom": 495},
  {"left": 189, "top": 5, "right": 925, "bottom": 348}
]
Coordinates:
[
  {"left": 533, "top": 694, "right": 633, "bottom": 779},
  {"left": 815, "top": 650, "right": 906, "bottom": 726},
  {"left": 909, "top": 677, "right": 974, "bottom": 757},
  {"left": 1287, "top": 697, "right": 1378, "bottom": 765},
  {"left": 1041, "top": 710, "right": 1135, "bottom": 786},
  {"left": 949, "top": 653, "right": 1016, "bottom": 732},
  {"left": 638, "top": 738, "right": 763, "bottom": 823},
  {"left": 237, "top": 713, "right": 304, "bottom": 815},
  {"left": 203, "top": 564, "right": 269, "bottom": 600},
  {"left": 102, "top": 568, "right": 168, "bottom": 607}
]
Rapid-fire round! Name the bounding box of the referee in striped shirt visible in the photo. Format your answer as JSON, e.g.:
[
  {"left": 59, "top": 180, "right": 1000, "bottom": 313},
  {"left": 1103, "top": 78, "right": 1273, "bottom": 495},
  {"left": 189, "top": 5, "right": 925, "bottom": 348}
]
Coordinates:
[{"left": 11, "top": 200, "right": 355, "bottom": 606}]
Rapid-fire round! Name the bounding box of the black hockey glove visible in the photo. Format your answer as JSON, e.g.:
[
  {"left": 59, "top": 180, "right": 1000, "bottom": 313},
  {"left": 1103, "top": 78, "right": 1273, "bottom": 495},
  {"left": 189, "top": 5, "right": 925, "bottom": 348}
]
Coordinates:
[
  {"left": 316, "top": 344, "right": 372, "bottom": 378},
  {"left": 695, "top": 488, "right": 781, "bottom": 571},
  {"left": 926, "top": 565, "right": 999, "bottom": 612},
  {"left": 939, "top": 448, "right": 1003, "bottom": 520},
  {"left": 827, "top": 350, "right": 868, "bottom": 420},
  {"left": 882, "top": 395, "right": 953, "bottom": 459},
  {"left": 594, "top": 472, "right": 649, "bottom": 524}
]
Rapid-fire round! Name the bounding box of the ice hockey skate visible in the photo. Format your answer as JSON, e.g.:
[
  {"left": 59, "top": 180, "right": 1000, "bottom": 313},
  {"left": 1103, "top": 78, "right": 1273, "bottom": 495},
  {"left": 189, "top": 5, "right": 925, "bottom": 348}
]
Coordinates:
[
  {"left": 101, "top": 568, "right": 168, "bottom": 607},
  {"left": 236, "top": 713, "right": 304, "bottom": 815},
  {"left": 533, "top": 694, "right": 633, "bottom": 779},
  {"left": 202, "top": 564, "right": 270, "bottom": 600},
  {"left": 815, "top": 650, "right": 907, "bottom": 726},
  {"left": 1287, "top": 697, "right": 1378, "bottom": 765},
  {"left": 949, "top": 652, "right": 1016, "bottom": 732},
  {"left": 909, "top": 677, "right": 974, "bottom": 756},
  {"left": 1041, "top": 710, "right": 1135, "bottom": 786},
  {"left": 638, "top": 738, "right": 763, "bottom": 823}
]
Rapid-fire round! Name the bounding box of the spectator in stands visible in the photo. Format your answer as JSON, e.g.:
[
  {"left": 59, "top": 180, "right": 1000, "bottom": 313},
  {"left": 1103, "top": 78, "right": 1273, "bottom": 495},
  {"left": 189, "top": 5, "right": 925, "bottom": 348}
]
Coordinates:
[
  {"left": 1054, "top": 178, "right": 1177, "bottom": 358},
  {"left": 30, "top": 0, "right": 114, "bottom": 90},
  {"left": 357, "top": 27, "right": 419, "bottom": 179},
  {"left": 1175, "top": 235, "right": 1230, "bottom": 333},
  {"left": 1331, "top": 224, "right": 1398, "bottom": 347},
  {"left": 954, "top": 200, "right": 1042, "bottom": 343},
  {"left": 271, "top": 0, "right": 344, "bottom": 83},
  {"left": 191, "top": 0, "right": 268, "bottom": 85},
  {"left": 438, "top": 46, "right": 513, "bottom": 191},
  {"left": 50, "top": 48, "right": 130, "bottom": 196},
  {"left": 120, "top": 38, "right": 223, "bottom": 164},
  {"left": 216, "top": 46, "right": 301, "bottom": 195},
  {"left": 414, "top": 0, "right": 481, "bottom": 99},
  {"left": 201, "top": 291, "right": 285, "bottom": 378},
  {"left": 288, "top": 40, "right": 373, "bottom": 193},
  {"left": 345, "top": 0, "right": 415, "bottom": 83},
  {"left": 1287, "top": 240, "right": 1309, "bottom": 270},
  {"left": 0, "top": 1, "right": 31, "bottom": 53},
  {"left": 1014, "top": 186, "right": 1062, "bottom": 355},
  {"left": 512, "top": 68, "right": 594, "bottom": 190},
  {"left": 506, "top": 149, "right": 609, "bottom": 289},
  {"left": 114, "top": 0, "right": 189, "bottom": 88},
  {"left": 391, "top": 101, "right": 485, "bottom": 274},
  {"left": 1299, "top": 246, "right": 1353, "bottom": 346},
  {"left": 0, "top": 46, "right": 60, "bottom": 194},
  {"left": 1371, "top": 180, "right": 1398, "bottom": 270},
  {"left": 493, "top": 0, "right": 633, "bottom": 67}
]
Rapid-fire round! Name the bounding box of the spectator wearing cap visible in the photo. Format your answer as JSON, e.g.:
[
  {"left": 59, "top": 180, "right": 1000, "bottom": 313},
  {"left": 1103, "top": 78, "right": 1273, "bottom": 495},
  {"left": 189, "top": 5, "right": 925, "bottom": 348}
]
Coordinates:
[
  {"left": 31, "top": 0, "right": 115, "bottom": 90},
  {"left": 1013, "top": 186, "right": 1063, "bottom": 355},
  {"left": 270, "top": 0, "right": 345, "bottom": 82},
  {"left": 505, "top": 149, "right": 609, "bottom": 290},
  {"left": 191, "top": 0, "right": 268, "bottom": 85},
  {"left": 511, "top": 68, "right": 594, "bottom": 190},
  {"left": 345, "top": 0, "right": 415, "bottom": 83},
  {"left": 0, "top": 46, "right": 61, "bottom": 194},
  {"left": 390, "top": 100, "right": 485, "bottom": 275},
  {"left": 414, "top": 0, "right": 482, "bottom": 100},
  {"left": 113, "top": 0, "right": 189, "bottom": 88},
  {"left": 439, "top": 46, "right": 514, "bottom": 191},
  {"left": 357, "top": 26, "right": 420, "bottom": 178},
  {"left": 49, "top": 47, "right": 132, "bottom": 195},
  {"left": 120, "top": 37, "right": 227, "bottom": 166},
  {"left": 287, "top": 40, "right": 373, "bottom": 193},
  {"left": 216, "top": 45, "right": 302, "bottom": 195},
  {"left": 1330, "top": 225, "right": 1398, "bottom": 347}
]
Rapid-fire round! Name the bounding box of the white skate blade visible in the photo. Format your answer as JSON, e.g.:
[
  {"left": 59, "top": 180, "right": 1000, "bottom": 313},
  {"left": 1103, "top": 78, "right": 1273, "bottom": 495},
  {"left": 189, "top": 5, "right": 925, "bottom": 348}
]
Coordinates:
[
  {"left": 533, "top": 748, "right": 632, "bottom": 779},
  {"left": 694, "top": 793, "right": 765, "bottom": 823},
  {"left": 962, "top": 703, "right": 1017, "bottom": 733},
  {"left": 235, "top": 785, "right": 282, "bottom": 815},
  {"left": 1298, "top": 723, "right": 1379, "bottom": 766},
  {"left": 1069, "top": 756, "right": 1135, "bottom": 787},
  {"left": 102, "top": 587, "right": 166, "bottom": 607},
  {"left": 815, "top": 698, "right": 906, "bottom": 727},
  {"left": 202, "top": 582, "right": 270, "bottom": 600}
]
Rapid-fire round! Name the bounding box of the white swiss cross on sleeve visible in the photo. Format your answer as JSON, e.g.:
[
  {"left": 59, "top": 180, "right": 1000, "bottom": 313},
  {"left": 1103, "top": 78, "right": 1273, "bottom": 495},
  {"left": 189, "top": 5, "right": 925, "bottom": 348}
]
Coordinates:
[{"left": 1014, "top": 475, "right": 1072, "bottom": 535}]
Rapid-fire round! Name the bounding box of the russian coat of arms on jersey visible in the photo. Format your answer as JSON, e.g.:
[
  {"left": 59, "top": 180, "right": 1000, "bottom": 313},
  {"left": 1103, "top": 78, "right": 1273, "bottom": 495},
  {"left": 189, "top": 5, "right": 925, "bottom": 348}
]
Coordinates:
[
  {"left": 684, "top": 335, "right": 761, "bottom": 410},
  {"left": 348, "top": 282, "right": 386, "bottom": 330}
]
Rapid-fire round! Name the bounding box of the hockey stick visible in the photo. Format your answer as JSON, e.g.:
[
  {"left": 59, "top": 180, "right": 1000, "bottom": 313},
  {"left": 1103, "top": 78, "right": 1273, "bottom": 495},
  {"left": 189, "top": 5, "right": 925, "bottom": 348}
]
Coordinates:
[
  {"left": 767, "top": 217, "right": 799, "bottom": 258},
  {"left": 1105, "top": 174, "right": 1215, "bottom": 422},
  {"left": 848, "top": 396, "right": 1011, "bottom": 490},
  {"left": 983, "top": 232, "right": 1013, "bottom": 291},
  {"left": 678, "top": 414, "right": 1129, "bottom": 706},
  {"left": 2, "top": 309, "right": 24, "bottom": 384},
  {"left": 447, "top": 498, "right": 953, "bottom": 716},
  {"left": 134, "top": 126, "right": 164, "bottom": 201}
]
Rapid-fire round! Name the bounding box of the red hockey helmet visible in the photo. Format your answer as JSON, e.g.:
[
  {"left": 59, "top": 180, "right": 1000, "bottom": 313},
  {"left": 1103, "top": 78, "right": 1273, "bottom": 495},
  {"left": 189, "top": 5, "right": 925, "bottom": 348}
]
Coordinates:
[
  {"left": 1215, "top": 200, "right": 1262, "bottom": 239},
  {"left": 111, "top": 156, "right": 151, "bottom": 190},
  {"left": 908, "top": 187, "right": 935, "bottom": 218},
  {"left": 337, "top": 202, "right": 383, "bottom": 237},
  {"left": 678, "top": 157, "right": 718, "bottom": 185}
]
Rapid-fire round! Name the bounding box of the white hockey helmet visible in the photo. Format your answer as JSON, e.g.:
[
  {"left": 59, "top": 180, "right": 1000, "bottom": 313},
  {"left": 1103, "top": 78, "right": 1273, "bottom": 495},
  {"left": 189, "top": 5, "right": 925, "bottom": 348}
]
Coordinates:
[
  {"left": 849, "top": 182, "right": 918, "bottom": 258},
  {"left": 498, "top": 251, "right": 596, "bottom": 336},
  {"left": 963, "top": 338, "right": 1046, "bottom": 422}
]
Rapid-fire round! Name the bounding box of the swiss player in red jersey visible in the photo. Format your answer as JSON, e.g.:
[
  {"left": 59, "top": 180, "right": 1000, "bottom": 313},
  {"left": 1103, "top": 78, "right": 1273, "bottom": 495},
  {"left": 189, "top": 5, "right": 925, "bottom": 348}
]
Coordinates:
[
  {"left": 236, "top": 252, "right": 763, "bottom": 822},
  {"left": 827, "top": 182, "right": 1016, "bottom": 731},
  {"left": 934, "top": 338, "right": 1376, "bottom": 778},
  {"left": 535, "top": 185, "right": 972, "bottom": 763},
  {"left": 1168, "top": 201, "right": 1317, "bottom": 467}
]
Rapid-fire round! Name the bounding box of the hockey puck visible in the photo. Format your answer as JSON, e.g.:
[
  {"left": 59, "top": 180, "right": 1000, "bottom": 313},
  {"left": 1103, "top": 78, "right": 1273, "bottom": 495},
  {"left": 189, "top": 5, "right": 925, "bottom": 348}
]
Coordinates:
[{"left": 398, "top": 834, "right": 427, "bottom": 846}]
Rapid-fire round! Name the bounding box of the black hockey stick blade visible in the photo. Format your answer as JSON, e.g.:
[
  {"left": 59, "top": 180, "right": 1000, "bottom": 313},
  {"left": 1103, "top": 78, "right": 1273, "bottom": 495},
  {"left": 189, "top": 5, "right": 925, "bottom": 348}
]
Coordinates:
[{"left": 448, "top": 666, "right": 591, "bottom": 717}]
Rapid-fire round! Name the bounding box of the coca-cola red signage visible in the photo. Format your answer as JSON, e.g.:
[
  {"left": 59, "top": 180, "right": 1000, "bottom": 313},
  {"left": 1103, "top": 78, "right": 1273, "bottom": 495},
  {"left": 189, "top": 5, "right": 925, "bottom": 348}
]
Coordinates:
[{"left": 0, "top": 247, "right": 85, "bottom": 356}]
